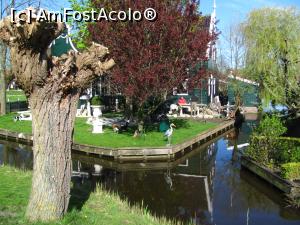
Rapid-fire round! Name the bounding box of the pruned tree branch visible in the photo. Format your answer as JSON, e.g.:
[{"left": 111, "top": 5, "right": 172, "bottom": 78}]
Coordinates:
[
  {"left": 0, "top": 8, "right": 115, "bottom": 96},
  {"left": 0, "top": 8, "right": 65, "bottom": 49}
]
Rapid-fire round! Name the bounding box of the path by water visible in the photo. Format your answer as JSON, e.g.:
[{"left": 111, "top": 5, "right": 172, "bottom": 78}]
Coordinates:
[{"left": 0, "top": 118, "right": 300, "bottom": 225}]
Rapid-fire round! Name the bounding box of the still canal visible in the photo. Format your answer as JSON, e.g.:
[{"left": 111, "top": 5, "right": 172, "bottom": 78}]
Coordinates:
[{"left": 1, "top": 116, "right": 300, "bottom": 225}]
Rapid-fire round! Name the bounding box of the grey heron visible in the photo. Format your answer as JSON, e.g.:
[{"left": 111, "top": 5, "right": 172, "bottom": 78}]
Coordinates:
[{"left": 164, "top": 123, "right": 176, "bottom": 146}]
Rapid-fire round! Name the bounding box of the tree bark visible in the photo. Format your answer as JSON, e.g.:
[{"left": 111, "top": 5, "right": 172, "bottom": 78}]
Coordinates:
[
  {"left": 124, "top": 96, "right": 133, "bottom": 120},
  {"left": 25, "top": 87, "right": 79, "bottom": 221},
  {"left": 0, "top": 10, "right": 115, "bottom": 222},
  {"left": 0, "top": 42, "right": 6, "bottom": 115}
]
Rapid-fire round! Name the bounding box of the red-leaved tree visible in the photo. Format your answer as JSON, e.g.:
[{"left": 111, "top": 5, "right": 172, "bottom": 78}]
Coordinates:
[{"left": 89, "top": 0, "right": 217, "bottom": 123}]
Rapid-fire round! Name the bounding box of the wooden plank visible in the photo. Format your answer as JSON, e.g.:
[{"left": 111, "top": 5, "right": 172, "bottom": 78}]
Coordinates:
[
  {"left": 72, "top": 143, "right": 117, "bottom": 157},
  {"left": 118, "top": 155, "right": 172, "bottom": 162},
  {"left": 117, "top": 148, "right": 171, "bottom": 156},
  {"left": 241, "top": 156, "right": 300, "bottom": 196},
  {"left": 117, "top": 146, "right": 167, "bottom": 150},
  {"left": 172, "top": 120, "right": 234, "bottom": 154}
]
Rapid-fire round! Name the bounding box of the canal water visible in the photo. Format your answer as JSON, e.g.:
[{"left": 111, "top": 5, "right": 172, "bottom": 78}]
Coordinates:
[{"left": 1, "top": 117, "right": 300, "bottom": 225}]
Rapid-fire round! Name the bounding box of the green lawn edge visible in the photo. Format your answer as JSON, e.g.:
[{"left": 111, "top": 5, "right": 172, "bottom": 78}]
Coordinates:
[
  {"left": 0, "top": 165, "right": 174, "bottom": 225},
  {"left": 6, "top": 90, "right": 27, "bottom": 102},
  {"left": 0, "top": 114, "right": 217, "bottom": 148}
]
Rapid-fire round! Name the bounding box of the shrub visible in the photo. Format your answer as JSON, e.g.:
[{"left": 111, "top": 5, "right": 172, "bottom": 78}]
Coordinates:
[
  {"left": 254, "top": 115, "right": 287, "bottom": 137},
  {"left": 91, "top": 96, "right": 103, "bottom": 105},
  {"left": 281, "top": 163, "right": 300, "bottom": 181},
  {"left": 246, "top": 136, "right": 300, "bottom": 168},
  {"left": 289, "top": 198, "right": 300, "bottom": 208},
  {"left": 246, "top": 136, "right": 274, "bottom": 167},
  {"left": 290, "top": 146, "right": 300, "bottom": 162},
  {"left": 245, "top": 115, "right": 287, "bottom": 168},
  {"left": 277, "top": 138, "right": 300, "bottom": 163}
]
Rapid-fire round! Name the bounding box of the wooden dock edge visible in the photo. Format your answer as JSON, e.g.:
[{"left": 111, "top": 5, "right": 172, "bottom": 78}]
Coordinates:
[
  {"left": 0, "top": 120, "right": 234, "bottom": 162},
  {"left": 72, "top": 130, "right": 233, "bottom": 172},
  {"left": 241, "top": 156, "right": 300, "bottom": 197}
]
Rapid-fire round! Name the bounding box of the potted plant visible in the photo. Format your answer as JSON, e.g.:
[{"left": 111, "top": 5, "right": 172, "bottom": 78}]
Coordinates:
[{"left": 90, "top": 96, "right": 104, "bottom": 117}]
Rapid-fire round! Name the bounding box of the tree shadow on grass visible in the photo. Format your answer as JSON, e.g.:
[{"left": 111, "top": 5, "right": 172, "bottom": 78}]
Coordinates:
[
  {"left": 145, "top": 118, "right": 190, "bottom": 132},
  {"left": 68, "top": 167, "right": 118, "bottom": 212},
  {"left": 68, "top": 176, "right": 96, "bottom": 211},
  {"left": 169, "top": 118, "right": 190, "bottom": 129},
  {"left": 68, "top": 161, "right": 100, "bottom": 211},
  {"left": 109, "top": 118, "right": 191, "bottom": 138}
]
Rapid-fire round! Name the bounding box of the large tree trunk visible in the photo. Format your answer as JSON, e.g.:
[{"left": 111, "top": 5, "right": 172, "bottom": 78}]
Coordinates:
[
  {"left": 26, "top": 88, "right": 80, "bottom": 221},
  {"left": 0, "top": 42, "right": 6, "bottom": 115},
  {"left": 0, "top": 10, "right": 115, "bottom": 222}
]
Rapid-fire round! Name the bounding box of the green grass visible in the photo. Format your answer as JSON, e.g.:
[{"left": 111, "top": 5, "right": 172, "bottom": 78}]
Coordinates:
[
  {"left": 74, "top": 118, "right": 216, "bottom": 148},
  {"left": 0, "top": 114, "right": 32, "bottom": 134},
  {"left": 6, "top": 90, "right": 27, "bottom": 103},
  {"left": 281, "top": 162, "right": 300, "bottom": 181},
  {"left": 0, "top": 166, "right": 31, "bottom": 225},
  {"left": 0, "top": 166, "right": 173, "bottom": 225},
  {"left": 0, "top": 114, "right": 217, "bottom": 148},
  {"left": 102, "top": 111, "right": 124, "bottom": 118}
]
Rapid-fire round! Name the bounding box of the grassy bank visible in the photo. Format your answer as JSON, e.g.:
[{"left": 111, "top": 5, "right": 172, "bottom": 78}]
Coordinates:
[
  {"left": 6, "top": 90, "right": 27, "bottom": 102},
  {"left": 0, "top": 114, "right": 217, "bottom": 148},
  {"left": 0, "top": 166, "right": 172, "bottom": 225}
]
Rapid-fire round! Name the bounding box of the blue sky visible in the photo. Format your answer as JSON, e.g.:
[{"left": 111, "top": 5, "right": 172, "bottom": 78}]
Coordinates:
[
  {"left": 200, "top": 0, "right": 300, "bottom": 38},
  {"left": 198, "top": 0, "right": 300, "bottom": 64},
  {"left": 51, "top": 0, "right": 300, "bottom": 59},
  {"left": 52, "top": 0, "right": 300, "bottom": 37}
]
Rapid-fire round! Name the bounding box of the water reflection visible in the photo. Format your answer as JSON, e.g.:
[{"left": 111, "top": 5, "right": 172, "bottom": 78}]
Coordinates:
[
  {"left": 1, "top": 118, "right": 300, "bottom": 225},
  {"left": 0, "top": 140, "right": 32, "bottom": 169}
]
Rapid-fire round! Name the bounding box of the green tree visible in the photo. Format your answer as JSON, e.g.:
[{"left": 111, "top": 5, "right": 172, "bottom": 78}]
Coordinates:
[
  {"left": 71, "top": 0, "right": 216, "bottom": 127},
  {"left": 242, "top": 8, "right": 300, "bottom": 115},
  {"left": 246, "top": 115, "right": 287, "bottom": 167},
  {"left": 69, "top": 0, "right": 92, "bottom": 50}
]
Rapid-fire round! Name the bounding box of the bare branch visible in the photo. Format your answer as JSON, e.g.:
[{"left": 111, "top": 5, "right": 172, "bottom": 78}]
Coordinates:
[
  {"left": 0, "top": 8, "right": 65, "bottom": 48},
  {"left": 0, "top": 8, "right": 115, "bottom": 95}
]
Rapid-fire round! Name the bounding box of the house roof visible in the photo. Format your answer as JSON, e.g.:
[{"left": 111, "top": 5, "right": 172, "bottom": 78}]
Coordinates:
[
  {"left": 228, "top": 74, "right": 259, "bottom": 86},
  {"left": 49, "top": 24, "right": 78, "bottom": 57}
]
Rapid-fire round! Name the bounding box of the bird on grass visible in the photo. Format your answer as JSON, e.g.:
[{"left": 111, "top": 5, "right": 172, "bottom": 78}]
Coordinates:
[
  {"left": 112, "top": 119, "right": 130, "bottom": 133},
  {"left": 164, "top": 123, "right": 176, "bottom": 146}
]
